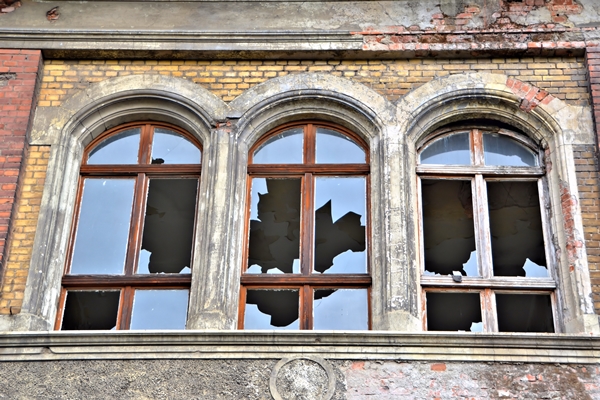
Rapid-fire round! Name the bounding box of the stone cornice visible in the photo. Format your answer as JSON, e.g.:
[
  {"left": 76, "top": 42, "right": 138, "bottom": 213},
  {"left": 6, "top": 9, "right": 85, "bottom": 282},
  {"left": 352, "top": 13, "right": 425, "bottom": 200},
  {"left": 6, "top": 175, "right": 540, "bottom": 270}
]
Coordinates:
[{"left": 0, "top": 331, "right": 599, "bottom": 363}]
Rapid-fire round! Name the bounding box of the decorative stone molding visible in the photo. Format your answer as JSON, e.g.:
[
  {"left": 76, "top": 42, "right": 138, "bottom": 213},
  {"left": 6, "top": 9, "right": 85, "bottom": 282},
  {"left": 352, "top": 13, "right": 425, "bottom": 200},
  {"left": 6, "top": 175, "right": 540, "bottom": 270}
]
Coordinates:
[{"left": 270, "top": 356, "right": 336, "bottom": 400}]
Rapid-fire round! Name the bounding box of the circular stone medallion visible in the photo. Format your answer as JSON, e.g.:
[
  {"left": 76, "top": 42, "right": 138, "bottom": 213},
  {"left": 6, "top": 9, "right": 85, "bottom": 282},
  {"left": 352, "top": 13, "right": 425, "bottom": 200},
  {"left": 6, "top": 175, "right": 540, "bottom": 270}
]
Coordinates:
[{"left": 269, "top": 356, "right": 335, "bottom": 400}]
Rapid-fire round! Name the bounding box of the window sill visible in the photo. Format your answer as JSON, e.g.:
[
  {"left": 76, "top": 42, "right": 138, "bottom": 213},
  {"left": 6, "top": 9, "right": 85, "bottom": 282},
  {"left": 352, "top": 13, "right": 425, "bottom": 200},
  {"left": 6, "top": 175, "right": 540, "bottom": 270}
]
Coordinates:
[{"left": 0, "top": 331, "right": 598, "bottom": 364}]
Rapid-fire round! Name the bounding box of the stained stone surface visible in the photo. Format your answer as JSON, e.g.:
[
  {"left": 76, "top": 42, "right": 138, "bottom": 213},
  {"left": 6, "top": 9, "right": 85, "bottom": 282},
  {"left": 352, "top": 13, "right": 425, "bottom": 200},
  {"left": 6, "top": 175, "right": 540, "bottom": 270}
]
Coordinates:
[{"left": 274, "top": 358, "right": 330, "bottom": 400}]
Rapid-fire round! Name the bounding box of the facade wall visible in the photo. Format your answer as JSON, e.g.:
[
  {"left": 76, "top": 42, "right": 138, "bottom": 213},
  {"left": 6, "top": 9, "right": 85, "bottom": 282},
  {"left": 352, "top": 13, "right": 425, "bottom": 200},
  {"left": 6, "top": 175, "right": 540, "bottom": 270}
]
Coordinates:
[
  {"left": 0, "top": 359, "right": 598, "bottom": 399},
  {"left": 1, "top": 56, "right": 599, "bottom": 317}
]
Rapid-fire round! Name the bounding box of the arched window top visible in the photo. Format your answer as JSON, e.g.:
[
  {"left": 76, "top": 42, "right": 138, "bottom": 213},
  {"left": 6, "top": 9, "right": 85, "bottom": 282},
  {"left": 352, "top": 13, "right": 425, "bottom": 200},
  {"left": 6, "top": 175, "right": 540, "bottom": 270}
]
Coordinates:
[
  {"left": 251, "top": 122, "right": 367, "bottom": 165},
  {"left": 419, "top": 128, "right": 539, "bottom": 167},
  {"left": 86, "top": 123, "right": 201, "bottom": 165}
]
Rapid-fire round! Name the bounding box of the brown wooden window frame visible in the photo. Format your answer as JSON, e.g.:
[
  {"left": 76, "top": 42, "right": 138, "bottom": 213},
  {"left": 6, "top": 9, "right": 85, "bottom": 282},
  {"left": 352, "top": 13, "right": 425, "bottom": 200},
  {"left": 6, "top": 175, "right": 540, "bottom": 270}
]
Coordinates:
[
  {"left": 56, "top": 122, "right": 202, "bottom": 330},
  {"left": 417, "top": 125, "right": 558, "bottom": 333},
  {"left": 239, "top": 121, "right": 372, "bottom": 330}
]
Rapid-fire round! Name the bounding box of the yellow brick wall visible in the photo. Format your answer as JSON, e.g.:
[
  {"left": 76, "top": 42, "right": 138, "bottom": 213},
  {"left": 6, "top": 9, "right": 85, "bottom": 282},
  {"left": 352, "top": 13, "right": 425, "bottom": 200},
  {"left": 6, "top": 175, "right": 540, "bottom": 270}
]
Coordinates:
[
  {"left": 38, "top": 58, "right": 589, "bottom": 106},
  {"left": 0, "top": 145, "right": 50, "bottom": 314}
]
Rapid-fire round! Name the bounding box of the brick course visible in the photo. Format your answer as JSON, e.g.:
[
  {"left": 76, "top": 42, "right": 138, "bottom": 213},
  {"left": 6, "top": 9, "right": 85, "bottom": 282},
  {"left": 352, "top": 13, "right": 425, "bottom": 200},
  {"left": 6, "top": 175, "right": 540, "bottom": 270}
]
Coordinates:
[{"left": 37, "top": 57, "right": 589, "bottom": 106}]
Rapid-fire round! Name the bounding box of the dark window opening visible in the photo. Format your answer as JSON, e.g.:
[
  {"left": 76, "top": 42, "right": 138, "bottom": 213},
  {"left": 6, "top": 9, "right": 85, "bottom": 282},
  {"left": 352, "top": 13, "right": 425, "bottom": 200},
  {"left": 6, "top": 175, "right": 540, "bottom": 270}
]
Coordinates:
[{"left": 426, "top": 292, "right": 483, "bottom": 332}]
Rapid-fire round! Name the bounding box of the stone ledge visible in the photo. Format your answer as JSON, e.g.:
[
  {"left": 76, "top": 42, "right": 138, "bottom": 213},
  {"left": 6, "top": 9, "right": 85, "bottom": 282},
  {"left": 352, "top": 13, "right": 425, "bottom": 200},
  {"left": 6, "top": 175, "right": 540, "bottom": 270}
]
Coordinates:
[{"left": 0, "top": 331, "right": 599, "bottom": 363}]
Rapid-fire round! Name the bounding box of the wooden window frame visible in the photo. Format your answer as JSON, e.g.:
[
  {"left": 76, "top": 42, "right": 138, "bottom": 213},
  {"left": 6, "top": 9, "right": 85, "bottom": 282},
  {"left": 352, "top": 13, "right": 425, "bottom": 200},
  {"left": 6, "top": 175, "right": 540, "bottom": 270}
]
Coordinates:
[
  {"left": 417, "top": 126, "right": 558, "bottom": 332},
  {"left": 239, "top": 121, "right": 372, "bottom": 330},
  {"left": 55, "top": 122, "right": 202, "bottom": 330}
]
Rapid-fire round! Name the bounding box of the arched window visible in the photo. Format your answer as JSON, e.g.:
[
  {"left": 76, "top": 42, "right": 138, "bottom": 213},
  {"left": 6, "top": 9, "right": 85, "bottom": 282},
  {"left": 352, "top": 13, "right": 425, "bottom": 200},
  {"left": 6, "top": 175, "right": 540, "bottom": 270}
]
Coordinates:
[
  {"left": 418, "top": 125, "right": 556, "bottom": 333},
  {"left": 240, "top": 122, "right": 371, "bottom": 330},
  {"left": 57, "top": 123, "right": 202, "bottom": 330}
]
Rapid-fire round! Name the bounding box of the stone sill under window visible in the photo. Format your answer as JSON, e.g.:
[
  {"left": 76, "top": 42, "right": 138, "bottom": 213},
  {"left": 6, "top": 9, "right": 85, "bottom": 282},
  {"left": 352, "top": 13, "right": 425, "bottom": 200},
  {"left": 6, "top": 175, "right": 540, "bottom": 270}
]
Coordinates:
[{"left": 0, "top": 331, "right": 598, "bottom": 364}]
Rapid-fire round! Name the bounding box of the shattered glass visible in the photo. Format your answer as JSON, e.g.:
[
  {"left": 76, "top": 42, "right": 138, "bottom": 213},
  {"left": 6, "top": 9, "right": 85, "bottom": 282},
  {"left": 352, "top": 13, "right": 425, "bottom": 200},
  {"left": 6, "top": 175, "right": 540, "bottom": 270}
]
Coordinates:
[
  {"left": 422, "top": 179, "right": 478, "bottom": 276},
  {"left": 314, "top": 177, "right": 366, "bottom": 274},
  {"left": 426, "top": 292, "right": 483, "bottom": 331},
  {"left": 136, "top": 179, "right": 198, "bottom": 274},
  {"left": 151, "top": 128, "right": 201, "bottom": 165},
  {"left": 244, "top": 289, "right": 299, "bottom": 329},
  {"left": 247, "top": 178, "right": 301, "bottom": 274},
  {"left": 87, "top": 128, "right": 140, "bottom": 165},
  {"left": 487, "top": 181, "right": 547, "bottom": 277},
  {"left": 61, "top": 290, "right": 120, "bottom": 330},
  {"left": 313, "top": 289, "right": 368, "bottom": 330},
  {"left": 71, "top": 179, "right": 135, "bottom": 275}
]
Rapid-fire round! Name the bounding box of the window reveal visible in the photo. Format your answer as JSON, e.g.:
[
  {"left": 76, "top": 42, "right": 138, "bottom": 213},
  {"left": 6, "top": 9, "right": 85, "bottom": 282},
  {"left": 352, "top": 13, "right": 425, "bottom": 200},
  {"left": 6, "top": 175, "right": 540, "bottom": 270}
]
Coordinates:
[
  {"left": 240, "top": 122, "right": 371, "bottom": 330},
  {"left": 418, "top": 127, "right": 556, "bottom": 333},
  {"left": 57, "top": 123, "right": 201, "bottom": 330}
]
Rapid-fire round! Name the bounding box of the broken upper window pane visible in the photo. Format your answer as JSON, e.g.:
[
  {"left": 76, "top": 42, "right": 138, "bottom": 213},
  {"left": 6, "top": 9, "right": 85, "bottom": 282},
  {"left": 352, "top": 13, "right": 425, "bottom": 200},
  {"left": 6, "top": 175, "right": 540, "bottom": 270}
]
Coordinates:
[
  {"left": 313, "top": 289, "right": 368, "bottom": 330},
  {"left": 420, "top": 132, "right": 470, "bottom": 165},
  {"left": 137, "top": 179, "right": 198, "bottom": 274},
  {"left": 496, "top": 293, "right": 554, "bottom": 332},
  {"left": 129, "top": 289, "right": 189, "bottom": 330},
  {"left": 253, "top": 128, "right": 303, "bottom": 164},
  {"left": 421, "top": 180, "right": 478, "bottom": 277},
  {"left": 483, "top": 133, "right": 537, "bottom": 167},
  {"left": 61, "top": 290, "right": 120, "bottom": 330},
  {"left": 487, "top": 181, "right": 548, "bottom": 277},
  {"left": 244, "top": 289, "right": 299, "bottom": 329},
  {"left": 151, "top": 128, "right": 201, "bottom": 165},
  {"left": 87, "top": 128, "right": 141, "bottom": 165},
  {"left": 247, "top": 178, "right": 301, "bottom": 274},
  {"left": 316, "top": 128, "right": 365, "bottom": 164},
  {"left": 426, "top": 292, "right": 482, "bottom": 331},
  {"left": 314, "top": 177, "right": 366, "bottom": 274},
  {"left": 71, "top": 179, "right": 135, "bottom": 275}
]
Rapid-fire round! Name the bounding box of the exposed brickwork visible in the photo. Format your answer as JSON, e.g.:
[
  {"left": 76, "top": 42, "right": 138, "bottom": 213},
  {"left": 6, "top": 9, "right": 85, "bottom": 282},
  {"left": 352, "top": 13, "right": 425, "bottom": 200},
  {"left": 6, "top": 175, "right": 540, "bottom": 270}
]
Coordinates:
[
  {"left": 38, "top": 57, "right": 589, "bottom": 106},
  {"left": 574, "top": 144, "right": 600, "bottom": 314},
  {"left": 0, "top": 50, "right": 41, "bottom": 287},
  {"left": 586, "top": 48, "right": 600, "bottom": 146},
  {"left": 340, "top": 361, "right": 600, "bottom": 399},
  {"left": 0, "top": 146, "right": 49, "bottom": 314}
]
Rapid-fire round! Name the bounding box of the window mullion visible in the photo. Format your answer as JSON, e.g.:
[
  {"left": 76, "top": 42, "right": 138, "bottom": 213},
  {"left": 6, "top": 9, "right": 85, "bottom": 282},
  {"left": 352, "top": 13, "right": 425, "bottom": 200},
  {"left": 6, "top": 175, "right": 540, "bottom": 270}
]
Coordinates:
[
  {"left": 302, "top": 284, "right": 312, "bottom": 330},
  {"left": 481, "top": 288, "right": 498, "bottom": 332},
  {"left": 301, "top": 173, "right": 315, "bottom": 275},
  {"left": 118, "top": 286, "right": 134, "bottom": 330},
  {"left": 124, "top": 173, "right": 148, "bottom": 276},
  {"left": 471, "top": 129, "right": 484, "bottom": 166},
  {"left": 473, "top": 174, "right": 493, "bottom": 279}
]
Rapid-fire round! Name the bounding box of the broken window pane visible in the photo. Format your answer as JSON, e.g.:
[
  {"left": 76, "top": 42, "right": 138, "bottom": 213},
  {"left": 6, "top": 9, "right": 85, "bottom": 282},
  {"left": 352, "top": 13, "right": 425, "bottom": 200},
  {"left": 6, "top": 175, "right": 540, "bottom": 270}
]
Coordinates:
[
  {"left": 316, "top": 128, "right": 365, "bottom": 164},
  {"left": 483, "top": 133, "right": 537, "bottom": 167},
  {"left": 244, "top": 289, "right": 299, "bottom": 329},
  {"left": 420, "top": 132, "right": 470, "bottom": 165},
  {"left": 496, "top": 293, "right": 554, "bottom": 332},
  {"left": 61, "top": 290, "right": 120, "bottom": 330},
  {"left": 314, "top": 177, "right": 366, "bottom": 273},
  {"left": 313, "top": 289, "right": 368, "bottom": 330},
  {"left": 151, "top": 128, "right": 201, "bottom": 165},
  {"left": 87, "top": 128, "right": 141, "bottom": 165},
  {"left": 137, "top": 179, "right": 198, "bottom": 274},
  {"left": 426, "top": 292, "right": 482, "bottom": 331},
  {"left": 487, "top": 181, "right": 547, "bottom": 277},
  {"left": 422, "top": 180, "right": 478, "bottom": 276},
  {"left": 129, "top": 289, "right": 189, "bottom": 330},
  {"left": 253, "top": 128, "right": 303, "bottom": 164},
  {"left": 71, "top": 179, "right": 135, "bottom": 275},
  {"left": 247, "top": 178, "right": 301, "bottom": 274}
]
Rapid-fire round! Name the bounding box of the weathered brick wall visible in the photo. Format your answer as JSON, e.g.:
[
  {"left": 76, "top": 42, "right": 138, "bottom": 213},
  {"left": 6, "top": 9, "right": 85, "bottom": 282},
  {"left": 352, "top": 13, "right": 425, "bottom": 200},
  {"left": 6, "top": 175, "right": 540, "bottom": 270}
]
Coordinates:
[
  {"left": 38, "top": 57, "right": 589, "bottom": 105},
  {"left": 0, "top": 50, "right": 41, "bottom": 312},
  {"left": 0, "top": 146, "right": 49, "bottom": 314}
]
